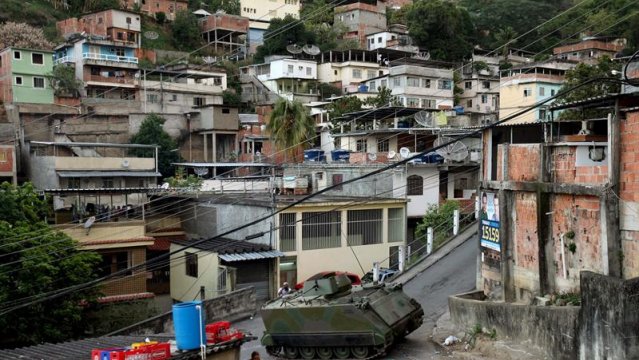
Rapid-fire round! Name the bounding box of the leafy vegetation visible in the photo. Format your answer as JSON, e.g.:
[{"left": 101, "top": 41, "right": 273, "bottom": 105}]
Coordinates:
[
  {"left": 266, "top": 99, "right": 316, "bottom": 160},
  {"left": 364, "top": 87, "right": 402, "bottom": 108},
  {"left": 129, "top": 114, "right": 181, "bottom": 179},
  {"left": 0, "top": 22, "right": 54, "bottom": 50},
  {"left": 327, "top": 96, "right": 363, "bottom": 124},
  {"left": 416, "top": 200, "right": 461, "bottom": 250},
  {"left": 171, "top": 10, "right": 203, "bottom": 51},
  {"left": 209, "top": 0, "right": 240, "bottom": 15},
  {"left": 0, "top": 182, "right": 101, "bottom": 348},
  {"left": 254, "top": 15, "right": 316, "bottom": 63},
  {"left": 48, "top": 65, "right": 83, "bottom": 97},
  {"left": 165, "top": 167, "right": 203, "bottom": 189}
]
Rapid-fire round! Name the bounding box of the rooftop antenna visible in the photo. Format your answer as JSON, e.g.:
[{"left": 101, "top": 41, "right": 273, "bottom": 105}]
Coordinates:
[
  {"left": 414, "top": 111, "right": 435, "bottom": 128},
  {"left": 433, "top": 136, "right": 469, "bottom": 162},
  {"left": 302, "top": 44, "right": 321, "bottom": 56},
  {"left": 286, "top": 44, "right": 303, "bottom": 54}
]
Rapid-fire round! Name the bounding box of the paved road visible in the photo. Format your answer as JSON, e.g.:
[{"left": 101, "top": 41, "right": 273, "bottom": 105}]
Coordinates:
[{"left": 237, "top": 237, "right": 477, "bottom": 359}]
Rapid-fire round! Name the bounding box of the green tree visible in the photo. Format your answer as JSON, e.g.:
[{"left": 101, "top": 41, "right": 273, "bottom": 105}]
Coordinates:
[
  {"left": 0, "top": 182, "right": 101, "bottom": 348},
  {"left": 209, "top": 0, "right": 240, "bottom": 15},
  {"left": 47, "top": 65, "right": 83, "bottom": 98},
  {"left": 171, "top": 10, "right": 202, "bottom": 51},
  {"left": 415, "top": 200, "right": 460, "bottom": 250},
  {"left": 254, "top": 15, "right": 316, "bottom": 63},
  {"left": 266, "top": 98, "right": 316, "bottom": 160},
  {"left": 364, "top": 87, "right": 402, "bottom": 108},
  {"left": 129, "top": 114, "right": 181, "bottom": 178},
  {"left": 556, "top": 56, "right": 621, "bottom": 120},
  {"left": 0, "top": 22, "right": 54, "bottom": 50},
  {"left": 405, "top": 0, "right": 475, "bottom": 62},
  {"left": 327, "top": 96, "right": 362, "bottom": 126}
]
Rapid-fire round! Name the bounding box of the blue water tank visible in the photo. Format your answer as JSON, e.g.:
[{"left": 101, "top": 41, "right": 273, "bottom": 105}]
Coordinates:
[
  {"left": 173, "top": 301, "right": 206, "bottom": 350},
  {"left": 304, "top": 149, "right": 325, "bottom": 162},
  {"left": 358, "top": 84, "right": 369, "bottom": 93},
  {"left": 397, "top": 121, "right": 409, "bottom": 128},
  {"left": 331, "top": 149, "right": 350, "bottom": 162},
  {"left": 422, "top": 152, "right": 445, "bottom": 164},
  {"left": 453, "top": 106, "right": 464, "bottom": 115}
]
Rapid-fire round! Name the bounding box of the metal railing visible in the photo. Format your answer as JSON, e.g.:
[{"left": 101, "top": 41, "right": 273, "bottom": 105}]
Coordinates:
[
  {"left": 82, "top": 52, "right": 138, "bottom": 64},
  {"left": 54, "top": 56, "right": 74, "bottom": 65}
]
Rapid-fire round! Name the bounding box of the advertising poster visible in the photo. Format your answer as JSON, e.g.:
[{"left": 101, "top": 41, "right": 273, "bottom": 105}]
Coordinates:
[{"left": 480, "top": 192, "right": 500, "bottom": 252}]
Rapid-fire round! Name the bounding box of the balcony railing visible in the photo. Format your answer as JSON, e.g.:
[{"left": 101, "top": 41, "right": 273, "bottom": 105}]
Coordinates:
[
  {"left": 82, "top": 53, "right": 138, "bottom": 64},
  {"left": 86, "top": 74, "right": 136, "bottom": 85},
  {"left": 54, "top": 56, "right": 75, "bottom": 65}
]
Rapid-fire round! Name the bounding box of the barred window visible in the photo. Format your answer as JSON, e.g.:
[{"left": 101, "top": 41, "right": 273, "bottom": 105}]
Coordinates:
[
  {"left": 279, "top": 213, "right": 296, "bottom": 252},
  {"left": 302, "top": 211, "right": 341, "bottom": 250},
  {"left": 388, "top": 208, "right": 405, "bottom": 242},
  {"left": 407, "top": 175, "right": 423, "bottom": 195},
  {"left": 185, "top": 252, "right": 198, "bottom": 277},
  {"left": 347, "top": 209, "right": 382, "bottom": 246},
  {"left": 407, "top": 77, "right": 420, "bottom": 87}
]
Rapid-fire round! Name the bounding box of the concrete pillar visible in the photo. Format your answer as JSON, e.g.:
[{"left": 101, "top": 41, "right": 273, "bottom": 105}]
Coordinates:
[
  {"left": 398, "top": 245, "right": 405, "bottom": 272},
  {"left": 373, "top": 262, "right": 380, "bottom": 283},
  {"left": 453, "top": 209, "right": 460, "bottom": 235},
  {"left": 427, "top": 227, "right": 433, "bottom": 254}
]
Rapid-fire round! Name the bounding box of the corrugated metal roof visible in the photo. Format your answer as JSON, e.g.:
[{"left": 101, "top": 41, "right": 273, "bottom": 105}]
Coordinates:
[
  {"left": 57, "top": 171, "right": 161, "bottom": 178},
  {"left": 219, "top": 250, "right": 285, "bottom": 262}
]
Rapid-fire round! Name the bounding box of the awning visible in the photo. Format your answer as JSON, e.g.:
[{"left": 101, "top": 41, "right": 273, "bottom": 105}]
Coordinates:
[
  {"left": 219, "top": 250, "right": 285, "bottom": 262},
  {"left": 57, "top": 171, "right": 161, "bottom": 178}
]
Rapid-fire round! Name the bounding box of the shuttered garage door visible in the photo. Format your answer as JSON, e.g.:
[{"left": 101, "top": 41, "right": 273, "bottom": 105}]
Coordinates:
[{"left": 234, "top": 259, "right": 270, "bottom": 302}]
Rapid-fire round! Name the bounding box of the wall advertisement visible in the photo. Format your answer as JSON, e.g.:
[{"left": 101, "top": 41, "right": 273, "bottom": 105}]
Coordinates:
[{"left": 480, "top": 191, "right": 500, "bottom": 252}]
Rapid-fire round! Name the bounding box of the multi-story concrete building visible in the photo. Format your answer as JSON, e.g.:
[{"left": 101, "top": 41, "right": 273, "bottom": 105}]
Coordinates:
[
  {"left": 334, "top": 1, "right": 387, "bottom": 48},
  {"left": 459, "top": 52, "right": 501, "bottom": 115},
  {"left": 55, "top": 10, "right": 141, "bottom": 101},
  {"left": 553, "top": 36, "right": 625, "bottom": 65},
  {"left": 499, "top": 60, "right": 575, "bottom": 124},
  {"left": 121, "top": 0, "right": 188, "bottom": 21},
  {"left": 0, "top": 47, "right": 54, "bottom": 104},
  {"left": 365, "top": 25, "right": 418, "bottom": 53},
  {"left": 199, "top": 12, "right": 249, "bottom": 55},
  {"left": 240, "top": 0, "right": 301, "bottom": 53},
  {"left": 240, "top": 56, "right": 319, "bottom": 103}
]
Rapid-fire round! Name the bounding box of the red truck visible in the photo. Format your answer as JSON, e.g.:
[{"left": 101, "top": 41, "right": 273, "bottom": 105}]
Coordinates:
[{"left": 205, "top": 321, "right": 245, "bottom": 345}]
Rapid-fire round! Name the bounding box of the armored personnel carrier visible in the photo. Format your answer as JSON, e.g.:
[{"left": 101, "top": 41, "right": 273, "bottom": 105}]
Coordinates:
[{"left": 260, "top": 274, "right": 423, "bottom": 359}]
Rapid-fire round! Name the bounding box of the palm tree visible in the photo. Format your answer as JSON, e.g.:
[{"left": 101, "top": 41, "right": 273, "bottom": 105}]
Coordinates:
[
  {"left": 266, "top": 98, "right": 315, "bottom": 162},
  {"left": 494, "top": 26, "right": 518, "bottom": 63}
]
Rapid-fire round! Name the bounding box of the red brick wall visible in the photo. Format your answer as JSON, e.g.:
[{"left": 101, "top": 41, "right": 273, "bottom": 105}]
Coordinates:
[
  {"left": 621, "top": 111, "right": 639, "bottom": 201},
  {"left": 200, "top": 14, "right": 249, "bottom": 33},
  {"left": 507, "top": 144, "right": 540, "bottom": 182},
  {"left": 0, "top": 146, "right": 14, "bottom": 173},
  {"left": 482, "top": 130, "right": 489, "bottom": 181},
  {"left": 621, "top": 230, "right": 639, "bottom": 279},
  {"left": 550, "top": 194, "right": 602, "bottom": 289},
  {"left": 100, "top": 247, "right": 147, "bottom": 296},
  {"left": 514, "top": 192, "right": 539, "bottom": 271}
]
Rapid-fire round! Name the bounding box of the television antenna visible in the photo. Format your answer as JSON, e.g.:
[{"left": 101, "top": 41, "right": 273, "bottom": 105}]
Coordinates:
[
  {"left": 286, "top": 44, "right": 303, "bottom": 54},
  {"left": 414, "top": 111, "right": 435, "bottom": 128},
  {"left": 144, "top": 31, "right": 159, "bottom": 40},
  {"left": 433, "top": 136, "right": 469, "bottom": 162},
  {"left": 399, "top": 147, "right": 410, "bottom": 159},
  {"left": 302, "top": 44, "right": 321, "bottom": 56}
]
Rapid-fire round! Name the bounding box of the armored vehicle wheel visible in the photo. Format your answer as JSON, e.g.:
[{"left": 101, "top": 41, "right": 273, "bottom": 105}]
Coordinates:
[
  {"left": 283, "top": 346, "right": 299, "bottom": 358},
  {"left": 333, "top": 346, "right": 350, "bottom": 359},
  {"left": 351, "top": 346, "right": 369, "bottom": 359},
  {"left": 299, "top": 347, "right": 315, "bottom": 359},
  {"left": 316, "top": 347, "right": 332, "bottom": 359}
]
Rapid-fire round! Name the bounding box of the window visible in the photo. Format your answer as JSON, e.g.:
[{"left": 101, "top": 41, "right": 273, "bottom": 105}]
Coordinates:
[
  {"left": 482, "top": 81, "right": 490, "bottom": 89},
  {"left": 393, "top": 77, "right": 401, "bottom": 87},
  {"left": 551, "top": 89, "right": 556, "bottom": 96},
  {"left": 356, "top": 139, "right": 367, "bottom": 152},
  {"left": 388, "top": 208, "right": 405, "bottom": 243},
  {"left": 33, "top": 77, "right": 45, "bottom": 88},
  {"left": 171, "top": 94, "right": 177, "bottom": 101},
  {"left": 13, "top": 51, "right": 21, "bottom": 60},
  {"left": 222, "top": 108, "right": 230, "bottom": 114},
  {"left": 185, "top": 252, "right": 198, "bottom": 277},
  {"left": 523, "top": 88, "right": 531, "bottom": 97},
  {"left": 377, "top": 37, "right": 382, "bottom": 43},
  {"left": 98, "top": 252, "right": 130, "bottom": 277},
  {"left": 422, "top": 99, "right": 436, "bottom": 109},
  {"left": 127, "top": 32, "right": 135, "bottom": 42},
  {"left": 352, "top": 69, "right": 362, "bottom": 79},
  {"left": 193, "top": 97, "right": 205, "bottom": 106},
  {"left": 438, "top": 80, "right": 452, "bottom": 90},
  {"left": 407, "top": 175, "right": 423, "bottom": 195},
  {"left": 279, "top": 213, "right": 296, "bottom": 252},
  {"left": 302, "top": 211, "right": 341, "bottom": 250},
  {"left": 481, "top": 94, "right": 488, "bottom": 104},
  {"left": 347, "top": 209, "right": 382, "bottom": 245},
  {"left": 67, "top": 178, "right": 81, "bottom": 189},
  {"left": 367, "top": 70, "right": 375, "bottom": 79},
  {"left": 464, "top": 81, "right": 472, "bottom": 89},
  {"left": 306, "top": 67, "right": 311, "bottom": 76},
  {"left": 406, "top": 97, "right": 420, "bottom": 107},
  {"left": 334, "top": 70, "right": 338, "bottom": 75},
  {"left": 98, "top": 17, "right": 103, "bottom": 24},
  {"left": 115, "top": 48, "right": 125, "bottom": 57},
  {"left": 14, "top": 76, "right": 23, "bottom": 85},
  {"left": 332, "top": 174, "right": 343, "bottom": 190},
  {"left": 467, "top": 99, "right": 473, "bottom": 108},
  {"left": 381, "top": 79, "right": 387, "bottom": 88},
  {"left": 539, "top": 87, "right": 545, "bottom": 96},
  {"left": 539, "top": 109, "right": 547, "bottom": 121},
  {"left": 422, "top": 79, "right": 431, "bottom": 88},
  {"left": 147, "top": 94, "right": 159, "bottom": 103},
  {"left": 407, "top": 77, "right": 420, "bottom": 87},
  {"left": 31, "top": 53, "right": 44, "bottom": 65},
  {"left": 117, "top": 32, "right": 124, "bottom": 40},
  {"left": 213, "top": 77, "right": 222, "bottom": 86},
  {"left": 102, "top": 178, "right": 114, "bottom": 188},
  {"left": 287, "top": 64, "right": 294, "bottom": 73},
  {"left": 378, "top": 138, "right": 389, "bottom": 152}
]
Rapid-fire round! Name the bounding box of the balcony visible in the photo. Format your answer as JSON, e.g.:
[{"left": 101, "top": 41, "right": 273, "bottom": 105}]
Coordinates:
[
  {"left": 82, "top": 53, "right": 139, "bottom": 68},
  {"left": 86, "top": 74, "right": 137, "bottom": 87}
]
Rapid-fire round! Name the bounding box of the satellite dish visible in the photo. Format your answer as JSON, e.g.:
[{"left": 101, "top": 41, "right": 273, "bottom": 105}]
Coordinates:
[
  {"left": 161, "top": 182, "right": 170, "bottom": 189},
  {"left": 387, "top": 150, "right": 397, "bottom": 160},
  {"left": 414, "top": 51, "right": 430, "bottom": 60},
  {"left": 302, "top": 44, "right": 321, "bottom": 56},
  {"left": 203, "top": 56, "right": 216, "bottom": 65},
  {"left": 367, "top": 152, "right": 378, "bottom": 161},
  {"left": 84, "top": 216, "right": 96, "bottom": 234},
  {"left": 414, "top": 111, "right": 435, "bottom": 127},
  {"left": 286, "top": 44, "right": 303, "bottom": 54},
  {"left": 194, "top": 167, "right": 208, "bottom": 176},
  {"left": 399, "top": 147, "right": 411, "bottom": 159},
  {"left": 144, "top": 31, "right": 159, "bottom": 40},
  {"left": 433, "top": 136, "right": 469, "bottom": 162},
  {"left": 122, "top": 159, "right": 130, "bottom": 168}
]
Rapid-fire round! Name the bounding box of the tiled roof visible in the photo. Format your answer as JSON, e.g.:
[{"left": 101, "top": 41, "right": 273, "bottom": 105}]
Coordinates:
[
  {"left": 171, "top": 238, "right": 272, "bottom": 254},
  {"left": 81, "top": 236, "right": 155, "bottom": 246}
]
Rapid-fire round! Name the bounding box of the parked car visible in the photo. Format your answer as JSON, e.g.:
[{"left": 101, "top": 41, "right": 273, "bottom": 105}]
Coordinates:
[
  {"left": 294, "top": 271, "right": 362, "bottom": 291},
  {"left": 361, "top": 268, "right": 398, "bottom": 284}
]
